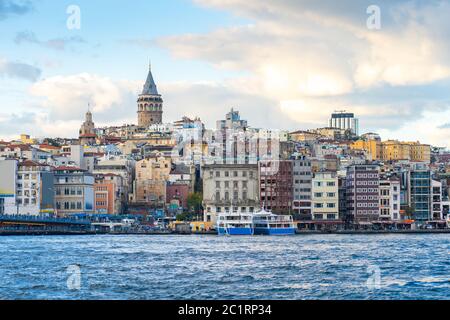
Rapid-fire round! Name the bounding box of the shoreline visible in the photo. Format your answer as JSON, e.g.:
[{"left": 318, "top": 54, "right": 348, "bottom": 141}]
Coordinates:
[{"left": 1, "top": 229, "right": 450, "bottom": 236}]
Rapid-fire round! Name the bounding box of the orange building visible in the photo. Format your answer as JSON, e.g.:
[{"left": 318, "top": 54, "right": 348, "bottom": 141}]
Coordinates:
[{"left": 94, "top": 174, "right": 123, "bottom": 214}]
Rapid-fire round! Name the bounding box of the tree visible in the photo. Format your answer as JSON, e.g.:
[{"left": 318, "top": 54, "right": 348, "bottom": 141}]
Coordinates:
[{"left": 187, "top": 192, "right": 203, "bottom": 221}]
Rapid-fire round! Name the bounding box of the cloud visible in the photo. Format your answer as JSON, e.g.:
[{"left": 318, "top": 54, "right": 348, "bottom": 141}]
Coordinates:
[
  {"left": 29, "top": 73, "right": 140, "bottom": 124},
  {"left": 0, "top": 0, "right": 32, "bottom": 20},
  {"left": 14, "top": 31, "right": 86, "bottom": 51},
  {"left": 0, "top": 58, "right": 41, "bottom": 81},
  {"left": 438, "top": 123, "right": 450, "bottom": 129},
  {"left": 152, "top": 0, "right": 450, "bottom": 146},
  {"left": 161, "top": 81, "right": 299, "bottom": 130},
  {"left": 160, "top": 0, "right": 450, "bottom": 94}
]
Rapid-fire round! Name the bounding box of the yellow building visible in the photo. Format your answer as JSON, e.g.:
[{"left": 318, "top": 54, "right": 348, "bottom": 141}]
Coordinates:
[
  {"left": 20, "top": 134, "right": 36, "bottom": 144},
  {"left": 350, "top": 139, "right": 382, "bottom": 160},
  {"left": 290, "top": 130, "right": 322, "bottom": 142},
  {"left": 381, "top": 140, "right": 430, "bottom": 163}
]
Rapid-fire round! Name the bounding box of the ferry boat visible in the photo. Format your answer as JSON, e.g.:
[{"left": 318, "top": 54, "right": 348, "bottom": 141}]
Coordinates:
[
  {"left": 252, "top": 208, "right": 296, "bottom": 235},
  {"left": 217, "top": 212, "right": 254, "bottom": 235}
]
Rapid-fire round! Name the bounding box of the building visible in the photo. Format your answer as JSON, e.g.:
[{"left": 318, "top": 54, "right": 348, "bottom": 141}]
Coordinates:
[
  {"left": 133, "top": 154, "right": 171, "bottom": 207},
  {"left": 381, "top": 140, "right": 431, "bottom": 163},
  {"left": 329, "top": 111, "right": 359, "bottom": 136},
  {"left": 431, "top": 180, "right": 443, "bottom": 221},
  {"left": 379, "top": 177, "right": 401, "bottom": 221},
  {"left": 137, "top": 64, "right": 163, "bottom": 127},
  {"left": 203, "top": 164, "right": 259, "bottom": 224},
  {"left": 311, "top": 172, "right": 339, "bottom": 220},
  {"left": 16, "top": 160, "right": 54, "bottom": 216},
  {"left": 94, "top": 156, "right": 135, "bottom": 204},
  {"left": 259, "top": 160, "right": 293, "bottom": 214},
  {"left": 216, "top": 108, "right": 248, "bottom": 131},
  {"left": 166, "top": 182, "right": 190, "bottom": 211},
  {"left": 0, "top": 159, "right": 18, "bottom": 215},
  {"left": 350, "top": 133, "right": 382, "bottom": 161},
  {"left": 79, "top": 110, "right": 97, "bottom": 146},
  {"left": 346, "top": 164, "right": 380, "bottom": 222},
  {"left": 408, "top": 163, "right": 432, "bottom": 222},
  {"left": 54, "top": 166, "right": 94, "bottom": 216},
  {"left": 292, "top": 155, "right": 312, "bottom": 219},
  {"left": 94, "top": 173, "right": 124, "bottom": 214}
]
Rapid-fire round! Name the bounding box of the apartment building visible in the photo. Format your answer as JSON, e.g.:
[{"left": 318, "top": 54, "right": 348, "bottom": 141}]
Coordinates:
[
  {"left": 203, "top": 164, "right": 259, "bottom": 224},
  {"left": 346, "top": 164, "right": 380, "bottom": 222},
  {"left": 311, "top": 172, "right": 339, "bottom": 220}
]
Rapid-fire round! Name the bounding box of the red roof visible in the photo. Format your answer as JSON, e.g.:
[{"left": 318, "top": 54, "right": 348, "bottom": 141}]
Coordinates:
[
  {"left": 19, "top": 160, "right": 49, "bottom": 167},
  {"left": 39, "top": 144, "right": 60, "bottom": 150},
  {"left": 54, "top": 166, "right": 84, "bottom": 172}
]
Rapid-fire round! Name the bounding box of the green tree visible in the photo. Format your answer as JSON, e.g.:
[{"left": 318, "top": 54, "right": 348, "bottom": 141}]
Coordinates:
[{"left": 187, "top": 192, "right": 203, "bottom": 221}]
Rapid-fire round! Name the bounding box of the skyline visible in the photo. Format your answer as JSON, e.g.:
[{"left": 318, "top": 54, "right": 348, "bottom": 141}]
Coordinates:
[{"left": 1, "top": 0, "right": 450, "bottom": 147}]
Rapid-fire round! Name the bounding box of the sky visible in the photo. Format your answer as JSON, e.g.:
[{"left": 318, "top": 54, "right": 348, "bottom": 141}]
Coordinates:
[{"left": 1, "top": 0, "right": 450, "bottom": 147}]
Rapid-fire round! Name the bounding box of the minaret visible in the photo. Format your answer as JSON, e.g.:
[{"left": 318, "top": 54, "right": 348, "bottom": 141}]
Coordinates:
[
  {"left": 137, "top": 62, "right": 163, "bottom": 127},
  {"left": 79, "top": 107, "right": 96, "bottom": 145}
]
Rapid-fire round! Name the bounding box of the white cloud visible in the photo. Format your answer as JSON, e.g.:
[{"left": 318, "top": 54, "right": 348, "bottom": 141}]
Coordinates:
[
  {"left": 29, "top": 73, "right": 139, "bottom": 122},
  {"left": 154, "top": 0, "right": 450, "bottom": 146}
]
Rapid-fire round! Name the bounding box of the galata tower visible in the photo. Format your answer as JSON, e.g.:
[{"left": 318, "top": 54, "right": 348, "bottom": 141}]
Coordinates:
[{"left": 137, "top": 63, "right": 163, "bottom": 127}]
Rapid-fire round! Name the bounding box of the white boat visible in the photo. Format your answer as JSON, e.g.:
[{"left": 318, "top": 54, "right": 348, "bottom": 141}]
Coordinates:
[
  {"left": 252, "top": 208, "right": 296, "bottom": 235},
  {"left": 217, "top": 211, "right": 254, "bottom": 235}
]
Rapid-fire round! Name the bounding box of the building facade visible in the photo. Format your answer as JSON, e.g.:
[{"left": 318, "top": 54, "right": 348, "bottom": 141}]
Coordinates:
[
  {"left": 0, "top": 159, "right": 18, "bottom": 215},
  {"left": 311, "top": 172, "right": 339, "bottom": 220},
  {"left": 16, "top": 160, "right": 54, "bottom": 216},
  {"left": 292, "top": 156, "right": 312, "bottom": 219},
  {"left": 346, "top": 164, "right": 380, "bottom": 222},
  {"left": 259, "top": 160, "right": 293, "bottom": 214},
  {"left": 133, "top": 154, "right": 171, "bottom": 207},
  {"left": 329, "top": 111, "right": 359, "bottom": 136},
  {"left": 379, "top": 177, "right": 401, "bottom": 221},
  {"left": 408, "top": 163, "right": 432, "bottom": 222},
  {"left": 54, "top": 167, "right": 94, "bottom": 216},
  {"left": 94, "top": 173, "right": 124, "bottom": 214},
  {"left": 203, "top": 164, "right": 259, "bottom": 224}
]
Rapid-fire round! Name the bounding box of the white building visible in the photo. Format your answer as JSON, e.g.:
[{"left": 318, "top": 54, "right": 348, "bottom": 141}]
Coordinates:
[
  {"left": 379, "top": 177, "right": 401, "bottom": 221},
  {"left": 329, "top": 111, "right": 359, "bottom": 136},
  {"left": 203, "top": 164, "right": 259, "bottom": 224},
  {"left": 311, "top": 172, "right": 339, "bottom": 220},
  {"left": 432, "top": 180, "right": 443, "bottom": 220},
  {"left": 16, "top": 160, "right": 54, "bottom": 216}
]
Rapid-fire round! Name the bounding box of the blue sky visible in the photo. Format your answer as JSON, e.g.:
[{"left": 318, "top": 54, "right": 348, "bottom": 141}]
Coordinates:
[
  {"left": 0, "top": 0, "right": 245, "bottom": 81},
  {"left": 1, "top": 0, "right": 450, "bottom": 147}
]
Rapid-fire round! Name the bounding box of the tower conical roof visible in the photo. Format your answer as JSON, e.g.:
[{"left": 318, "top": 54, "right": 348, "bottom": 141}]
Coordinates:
[{"left": 141, "top": 64, "right": 159, "bottom": 95}]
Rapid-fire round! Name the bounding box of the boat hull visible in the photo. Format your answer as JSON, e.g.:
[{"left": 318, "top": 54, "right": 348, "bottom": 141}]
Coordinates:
[
  {"left": 218, "top": 227, "right": 254, "bottom": 236},
  {"left": 254, "top": 227, "right": 296, "bottom": 235}
]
